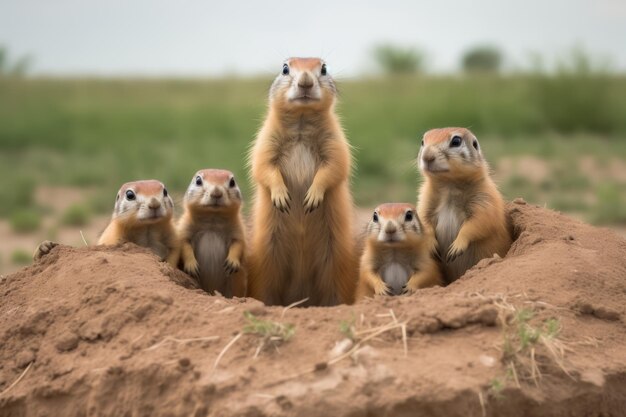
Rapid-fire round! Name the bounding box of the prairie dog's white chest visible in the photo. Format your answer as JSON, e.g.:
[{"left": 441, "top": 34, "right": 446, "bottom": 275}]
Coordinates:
[
  {"left": 380, "top": 262, "right": 411, "bottom": 296},
  {"left": 193, "top": 231, "right": 227, "bottom": 269},
  {"left": 282, "top": 141, "right": 317, "bottom": 189},
  {"left": 435, "top": 196, "right": 465, "bottom": 251}
]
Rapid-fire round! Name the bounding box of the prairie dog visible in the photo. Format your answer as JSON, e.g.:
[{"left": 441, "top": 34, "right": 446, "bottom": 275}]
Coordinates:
[
  {"left": 248, "top": 57, "right": 357, "bottom": 306},
  {"left": 417, "top": 128, "right": 511, "bottom": 283},
  {"left": 356, "top": 203, "right": 442, "bottom": 300},
  {"left": 97, "top": 180, "right": 179, "bottom": 265},
  {"left": 33, "top": 180, "right": 179, "bottom": 264},
  {"left": 177, "top": 169, "right": 247, "bottom": 297}
]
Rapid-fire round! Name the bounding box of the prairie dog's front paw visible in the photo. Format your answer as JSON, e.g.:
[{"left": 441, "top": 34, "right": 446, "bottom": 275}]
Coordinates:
[
  {"left": 33, "top": 240, "right": 58, "bottom": 261},
  {"left": 184, "top": 257, "right": 200, "bottom": 278},
  {"left": 303, "top": 184, "right": 324, "bottom": 214},
  {"left": 223, "top": 256, "right": 241, "bottom": 275},
  {"left": 270, "top": 185, "right": 291, "bottom": 213},
  {"left": 372, "top": 279, "right": 391, "bottom": 296},
  {"left": 446, "top": 237, "right": 469, "bottom": 263}
]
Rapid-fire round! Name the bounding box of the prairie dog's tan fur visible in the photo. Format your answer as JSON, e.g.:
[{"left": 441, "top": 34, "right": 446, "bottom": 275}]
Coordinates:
[
  {"left": 417, "top": 128, "right": 511, "bottom": 283},
  {"left": 357, "top": 203, "right": 442, "bottom": 301},
  {"left": 98, "top": 180, "right": 180, "bottom": 266},
  {"left": 177, "top": 169, "right": 247, "bottom": 297},
  {"left": 248, "top": 57, "right": 357, "bottom": 306}
]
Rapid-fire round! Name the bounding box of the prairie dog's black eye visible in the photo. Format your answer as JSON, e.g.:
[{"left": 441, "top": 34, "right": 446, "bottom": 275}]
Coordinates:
[
  {"left": 372, "top": 212, "right": 379, "bottom": 223},
  {"left": 195, "top": 176, "right": 203, "bottom": 186},
  {"left": 473, "top": 140, "right": 479, "bottom": 150},
  {"left": 163, "top": 188, "right": 168, "bottom": 197},
  {"left": 282, "top": 64, "right": 289, "bottom": 75},
  {"left": 404, "top": 211, "right": 413, "bottom": 222},
  {"left": 450, "top": 136, "right": 463, "bottom": 148},
  {"left": 421, "top": 139, "right": 424, "bottom": 146},
  {"left": 125, "top": 190, "right": 136, "bottom": 201},
  {"left": 321, "top": 64, "right": 327, "bottom": 76},
  {"left": 229, "top": 177, "right": 236, "bottom": 188}
]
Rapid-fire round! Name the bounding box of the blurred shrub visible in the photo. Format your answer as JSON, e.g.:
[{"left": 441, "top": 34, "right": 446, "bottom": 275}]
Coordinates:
[
  {"left": 592, "top": 183, "right": 626, "bottom": 224},
  {"left": 0, "top": 45, "right": 31, "bottom": 77},
  {"left": 11, "top": 249, "right": 32, "bottom": 265},
  {"left": 373, "top": 44, "right": 426, "bottom": 74},
  {"left": 530, "top": 47, "right": 618, "bottom": 134},
  {"left": 61, "top": 204, "right": 91, "bottom": 227},
  {"left": 462, "top": 45, "right": 502, "bottom": 73},
  {"left": 0, "top": 176, "right": 35, "bottom": 217},
  {"left": 10, "top": 209, "right": 41, "bottom": 233}
]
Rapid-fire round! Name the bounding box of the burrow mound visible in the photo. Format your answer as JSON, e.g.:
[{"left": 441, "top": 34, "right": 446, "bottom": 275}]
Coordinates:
[{"left": 1, "top": 201, "right": 625, "bottom": 417}]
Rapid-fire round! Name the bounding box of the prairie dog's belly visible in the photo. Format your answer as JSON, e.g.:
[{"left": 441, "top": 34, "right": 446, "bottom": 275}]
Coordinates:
[
  {"left": 193, "top": 231, "right": 229, "bottom": 295},
  {"left": 380, "top": 262, "right": 411, "bottom": 295},
  {"left": 435, "top": 201, "right": 480, "bottom": 282},
  {"left": 435, "top": 203, "right": 464, "bottom": 253},
  {"left": 281, "top": 142, "right": 317, "bottom": 196}
]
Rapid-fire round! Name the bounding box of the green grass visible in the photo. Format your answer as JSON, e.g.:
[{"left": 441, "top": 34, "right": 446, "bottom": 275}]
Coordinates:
[
  {"left": 1, "top": 75, "right": 625, "bottom": 224},
  {"left": 10, "top": 209, "right": 41, "bottom": 233},
  {"left": 242, "top": 311, "right": 295, "bottom": 348},
  {"left": 11, "top": 249, "right": 31, "bottom": 265},
  {"left": 61, "top": 204, "right": 91, "bottom": 227}
]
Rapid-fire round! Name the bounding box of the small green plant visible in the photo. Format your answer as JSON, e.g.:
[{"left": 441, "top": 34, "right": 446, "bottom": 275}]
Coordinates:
[
  {"left": 243, "top": 311, "right": 295, "bottom": 355},
  {"left": 61, "top": 204, "right": 91, "bottom": 227},
  {"left": 339, "top": 315, "right": 356, "bottom": 341},
  {"left": 488, "top": 378, "right": 506, "bottom": 400},
  {"left": 11, "top": 249, "right": 31, "bottom": 265},
  {"left": 500, "top": 303, "right": 567, "bottom": 385},
  {"left": 10, "top": 210, "right": 41, "bottom": 233}
]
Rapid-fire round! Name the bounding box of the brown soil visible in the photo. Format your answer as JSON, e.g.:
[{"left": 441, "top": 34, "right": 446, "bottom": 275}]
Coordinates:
[{"left": 1, "top": 201, "right": 625, "bottom": 417}]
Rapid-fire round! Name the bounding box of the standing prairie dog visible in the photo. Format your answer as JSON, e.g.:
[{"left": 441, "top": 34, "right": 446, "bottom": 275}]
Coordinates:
[
  {"left": 248, "top": 57, "right": 357, "bottom": 306},
  {"left": 177, "top": 169, "right": 247, "bottom": 297},
  {"left": 34, "top": 180, "right": 180, "bottom": 264},
  {"left": 417, "top": 128, "right": 512, "bottom": 283},
  {"left": 356, "top": 203, "right": 442, "bottom": 301}
]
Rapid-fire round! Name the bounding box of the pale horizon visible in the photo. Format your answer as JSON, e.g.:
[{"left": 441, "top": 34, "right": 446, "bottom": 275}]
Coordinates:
[{"left": 1, "top": 0, "right": 625, "bottom": 77}]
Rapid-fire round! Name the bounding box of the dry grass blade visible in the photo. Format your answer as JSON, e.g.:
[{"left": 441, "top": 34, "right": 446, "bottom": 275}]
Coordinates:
[
  {"left": 213, "top": 332, "right": 242, "bottom": 372},
  {"left": 0, "top": 362, "right": 32, "bottom": 397},
  {"left": 280, "top": 297, "right": 309, "bottom": 319},
  {"left": 79, "top": 230, "right": 89, "bottom": 246},
  {"left": 329, "top": 319, "right": 407, "bottom": 366},
  {"left": 144, "top": 335, "right": 219, "bottom": 351}
]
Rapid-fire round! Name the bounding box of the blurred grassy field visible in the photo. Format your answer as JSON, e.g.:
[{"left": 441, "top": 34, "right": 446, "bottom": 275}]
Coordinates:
[{"left": 0, "top": 74, "right": 625, "bottom": 261}]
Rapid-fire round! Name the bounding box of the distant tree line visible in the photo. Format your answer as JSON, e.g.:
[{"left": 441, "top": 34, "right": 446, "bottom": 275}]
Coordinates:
[
  {"left": 0, "top": 46, "right": 31, "bottom": 76},
  {"left": 372, "top": 43, "right": 610, "bottom": 76}
]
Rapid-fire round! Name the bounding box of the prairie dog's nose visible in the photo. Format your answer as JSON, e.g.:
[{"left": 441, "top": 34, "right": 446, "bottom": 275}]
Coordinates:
[
  {"left": 298, "top": 72, "right": 314, "bottom": 89},
  {"left": 148, "top": 198, "right": 161, "bottom": 210},
  {"left": 422, "top": 149, "right": 436, "bottom": 163},
  {"left": 210, "top": 188, "right": 223, "bottom": 199},
  {"left": 384, "top": 221, "right": 397, "bottom": 235}
]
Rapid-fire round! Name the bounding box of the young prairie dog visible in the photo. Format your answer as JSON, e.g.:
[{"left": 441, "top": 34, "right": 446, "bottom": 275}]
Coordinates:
[
  {"left": 417, "top": 128, "right": 512, "bottom": 283},
  {"left": 33, "top": 180, "right": 179, "bottom": 264},
  {"left": 98, "top": 180, "right": 180, "bottom": 265},
  {"left": 248, "top": 57, "right": 357, "bottom": 306},
  {"left": 177, "top": 169, "right": 247, "bottom": 297},
  {"left": 356, "top": 203, "right": 442, "bottom": 300}
]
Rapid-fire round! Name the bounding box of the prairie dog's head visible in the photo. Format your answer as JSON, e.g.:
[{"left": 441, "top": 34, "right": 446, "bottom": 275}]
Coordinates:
[
  {"left": 418, "top": 128, "right": 485, "bottom": 181},
  {"left": 269, "top": 57, "right": 337, "bottom": 111},
  {"left": 112, "top": 180, "right": 174, "bottom": 225},
  {"left": 367, "top": 203, "right": 423, "bottom": 245},
  {"left": 184, "top": 169, "right": 242, "bottom": 212}
]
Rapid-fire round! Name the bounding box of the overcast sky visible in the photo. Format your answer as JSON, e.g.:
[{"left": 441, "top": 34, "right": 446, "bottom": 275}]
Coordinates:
[{"left": 1, "top": 0, "right": 625, "bottom": 77}]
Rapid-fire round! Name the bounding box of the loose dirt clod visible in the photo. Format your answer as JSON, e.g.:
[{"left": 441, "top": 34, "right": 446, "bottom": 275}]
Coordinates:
[{"left": 0, "top": 203, "right": 625, "bottom": 416}]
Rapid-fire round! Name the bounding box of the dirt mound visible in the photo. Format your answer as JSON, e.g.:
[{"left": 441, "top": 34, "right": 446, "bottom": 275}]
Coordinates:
[{"left": 1, "top": 201, "right": 625, "bottom": 417}]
